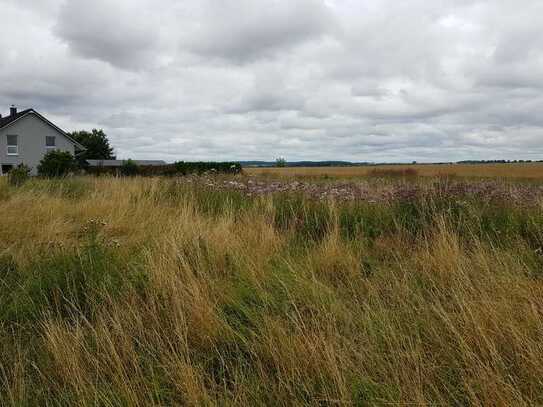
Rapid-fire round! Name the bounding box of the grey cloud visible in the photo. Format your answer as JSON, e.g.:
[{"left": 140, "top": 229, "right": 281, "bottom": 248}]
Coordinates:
[
  {"left": 226, "top": 90, "right": 304, "bottom": 114},
  {"left": 55, "top": 0, "right": 163, "bottom": 70},
  {"left": 1, "top": 0, "right": 543, "bottom": 163},
  {"left": 186, "top": 0, "right": 335, "bottom": 63}
]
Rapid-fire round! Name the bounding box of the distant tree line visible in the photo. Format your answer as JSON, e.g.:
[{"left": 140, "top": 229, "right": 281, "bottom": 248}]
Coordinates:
[
  {"left": 249, "top": 159, "right": 543, "bottom": 168},
  {"left": 457, "top": 159, "right": 541, "bottom": 164},
  {"left": 87, "top": 161, "right": 242, "bottom": 177}
]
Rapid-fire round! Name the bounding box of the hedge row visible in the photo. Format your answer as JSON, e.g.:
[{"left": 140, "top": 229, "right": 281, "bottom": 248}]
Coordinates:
[{"left": 86, "top": 161, "right": 242, "bottom": 176}]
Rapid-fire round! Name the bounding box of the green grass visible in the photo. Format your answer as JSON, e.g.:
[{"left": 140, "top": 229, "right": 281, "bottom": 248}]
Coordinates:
[{"left": 0, "top": 176, "right": 542, "bottom": 405}]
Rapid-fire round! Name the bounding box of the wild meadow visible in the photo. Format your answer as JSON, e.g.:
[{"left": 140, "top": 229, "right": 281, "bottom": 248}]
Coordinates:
[{"left": 1, "top": 174, "right": 543, "bottom": 405}]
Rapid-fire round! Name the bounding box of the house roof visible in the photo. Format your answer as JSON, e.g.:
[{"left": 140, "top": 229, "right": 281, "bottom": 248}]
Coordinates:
[
  {"left": 0, "top": 108, "right": 33, "bottom": 129},
  {"left": 86, "top": 159, "right": 167, "bottom": 167},
  {"left": 0, "top": 108, "right": 86, "bottom": 151}
]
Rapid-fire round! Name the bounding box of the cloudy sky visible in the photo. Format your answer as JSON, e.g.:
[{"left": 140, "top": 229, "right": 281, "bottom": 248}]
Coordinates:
[{"left": 1, "top": 0, "right": 542, "bottom": 162}]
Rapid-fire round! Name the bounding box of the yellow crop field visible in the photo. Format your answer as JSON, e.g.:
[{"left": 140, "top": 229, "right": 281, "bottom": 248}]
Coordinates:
[{"left": 246, "top": 162, "right": 543, "bottom": 179}]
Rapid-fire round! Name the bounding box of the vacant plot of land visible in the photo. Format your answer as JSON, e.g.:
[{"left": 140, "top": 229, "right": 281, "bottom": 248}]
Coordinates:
[
  {"left": 246, "top": 162, "right": 543, "bottom": 179},
  {"left": 1, "top": 176, "right": 543, "bottom": 405}
]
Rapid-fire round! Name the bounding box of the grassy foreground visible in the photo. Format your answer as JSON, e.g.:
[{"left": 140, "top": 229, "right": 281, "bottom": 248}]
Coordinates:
[{"left": 1, "top": 176, "right": 543, "bottom": 406}]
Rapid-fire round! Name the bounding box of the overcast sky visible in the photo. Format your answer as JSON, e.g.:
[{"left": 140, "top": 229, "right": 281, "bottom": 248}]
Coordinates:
[{"left": 1, "top": 0, "right": 542, "bottom": 162}]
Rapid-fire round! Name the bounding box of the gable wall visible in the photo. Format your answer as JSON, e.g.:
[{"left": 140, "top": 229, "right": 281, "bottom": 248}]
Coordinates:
[{"left": 0, "top": 113, "right": 75, "bottom": 174}]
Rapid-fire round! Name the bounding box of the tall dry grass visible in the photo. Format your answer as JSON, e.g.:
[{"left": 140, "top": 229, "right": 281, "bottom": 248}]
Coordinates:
[{"left": 0, "top": 176, "right": 542, "bottom": 405}]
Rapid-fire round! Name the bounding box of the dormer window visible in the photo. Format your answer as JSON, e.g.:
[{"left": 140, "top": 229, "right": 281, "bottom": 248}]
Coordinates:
[
  {"left": 7, "top": 135, "right": 18, "bottom": 155},
  {"left": 46, "top": 136, "right": 56, "bottom": 150}
]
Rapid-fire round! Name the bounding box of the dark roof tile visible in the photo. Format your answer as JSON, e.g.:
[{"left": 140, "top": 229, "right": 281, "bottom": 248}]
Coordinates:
[{"left": 0, "top": 108, "right": 33, "bottom": 129}]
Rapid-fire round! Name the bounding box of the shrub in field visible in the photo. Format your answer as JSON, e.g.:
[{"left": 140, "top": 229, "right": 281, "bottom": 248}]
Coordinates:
[
  {"left": 120, "top": 159, "right": 140, "bottom": 176},
  {"left": 7, "top": 164, "right": 31, "bottom": 186},
  {"left": 37, "top": 150, "right": 77, "bottom": 177}
]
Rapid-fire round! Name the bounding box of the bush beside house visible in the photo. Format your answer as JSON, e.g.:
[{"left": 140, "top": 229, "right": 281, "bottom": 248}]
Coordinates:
[{"left": 37, "top": 150, "right": 78, "bottom": 177}]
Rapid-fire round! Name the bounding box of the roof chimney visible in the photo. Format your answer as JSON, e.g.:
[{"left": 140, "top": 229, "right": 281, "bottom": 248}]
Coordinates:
[{"left": 10, "top": 105, "right": 17, "bottom": 117}]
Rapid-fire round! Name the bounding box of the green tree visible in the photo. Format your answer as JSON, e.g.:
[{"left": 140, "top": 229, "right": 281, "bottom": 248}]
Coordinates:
[
  {"left": 275, "top": 157, "right": 287, "bottom": 167},
  {"left": 37, "top": 150, "right": 77, "bottom": 177},
  {"left": 68, "top": 129, "right": 115, "bottom": 163}
]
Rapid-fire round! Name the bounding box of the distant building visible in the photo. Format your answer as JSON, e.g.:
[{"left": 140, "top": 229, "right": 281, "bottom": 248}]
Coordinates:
[
  {"left": 0, "top": 106, "right": 85, "bottom": 175},
  {"left": 86, "top": 160, "right": 166, "bottom": 167}
]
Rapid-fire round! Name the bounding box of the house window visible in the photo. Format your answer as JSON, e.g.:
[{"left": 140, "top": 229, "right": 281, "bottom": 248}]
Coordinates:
[
  {"left": 7, "top": 135, "right": 18, "bottom": 155},
  {"left": 46, "top": 136, "right": 56, "bottom": 150}
]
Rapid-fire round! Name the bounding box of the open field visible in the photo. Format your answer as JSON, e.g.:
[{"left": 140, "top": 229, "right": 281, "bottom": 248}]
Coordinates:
[
  {"left": 1, "top": 175, "right": 543, "bottom": 405},
  {"left": 246, "top": 162, "right": 543, "bottom": 179}
]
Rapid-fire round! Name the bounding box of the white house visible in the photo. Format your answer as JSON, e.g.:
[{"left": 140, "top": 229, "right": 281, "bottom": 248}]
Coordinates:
[{"left": 0, "top": 106, "right": 85, "bottom": 175}]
